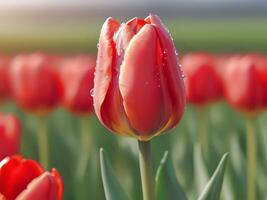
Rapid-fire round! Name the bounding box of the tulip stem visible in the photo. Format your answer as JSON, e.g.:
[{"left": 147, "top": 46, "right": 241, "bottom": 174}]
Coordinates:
[
  {"left": 197, "top": 107, "right": 209, "bottom": 155},
  {"left": 37, "top": 116, "right": 49, "bottom": 169},
  {"left": 246, "top": 117, "right": 257, "bottom": 200},
  {"left": 76, "top": 116, "right": 92, "bottom": 181},
  {"left": 138, "top": 140, "right": 155, "bottom": 200}
]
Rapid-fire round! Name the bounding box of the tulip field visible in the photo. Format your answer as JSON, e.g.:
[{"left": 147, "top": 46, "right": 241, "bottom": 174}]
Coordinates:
[{"left": 0, "top": 15, "right": 267, "bottom": 200}]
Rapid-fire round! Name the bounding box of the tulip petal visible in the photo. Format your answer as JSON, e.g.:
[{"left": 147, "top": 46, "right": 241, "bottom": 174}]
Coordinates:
[
  {"left": 0, "top": 114, "right": 21, "bottom": 161},
  {"left": 181, "top": 53, "right": 223, "bottom": 104},
  {"left": 9, "top": 53, "right": 59, "bottom": 112},
  {"left": 119, "top": 24, "right": 164, "bottom": 137},
  {"left": 126, "top": 17, "right": 147, "bottom": 33},
  {"left": 100, "top": 24, "right": 136, "bottom": 136},
  {"left": 51, "top": 169, "right": 63, "bottom": 200},
  {"left": 147, "top": 15, "right": 185, "bottom": 131},
  {"left": 0, "top": 193, "right": 5, "bottom": 200},
  {"left": 60, "top": 58, "right": 95, "bottom": 114},
  {"left": 224, "top": 55, "right": 267, "bottom": 112},
  {"left": 0, "top": 57, "right": 10, "bottom": 98},
  {"left": 94, "top": 18, "right": 120, "bottom": 122},
  {"left": 16, "top": 172, "right": 59, "bottom": 200},
  {"left": 0, "top": 156, "right": 44, "bottom": 200},
  {"left": 155, "top": 43, "right": 173, "bottom": 136}
]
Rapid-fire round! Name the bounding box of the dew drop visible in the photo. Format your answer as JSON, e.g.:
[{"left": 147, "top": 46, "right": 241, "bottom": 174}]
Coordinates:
[
  {"left": 163, "top": 49, "right": 168, "bottom": 54},
  {"left": 90, "top": 88, "right": 94, "bottom": 97}
]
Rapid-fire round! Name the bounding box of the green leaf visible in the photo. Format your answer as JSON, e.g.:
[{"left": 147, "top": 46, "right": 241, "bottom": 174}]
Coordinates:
[
  {"left": 99, "top": 148, "right": 130, "bottom": 200},
  {"left": 194, "top": 143, "right": 209, "bottom": 194},
  {"left": 197, "top": 153, "right": 229, "bottom": 200},
  {"left": 228, "top": 135, "right": 246, "bottom": 199},
  {"left": 155, "top": 151, "right": 188, "bottom": 200}
]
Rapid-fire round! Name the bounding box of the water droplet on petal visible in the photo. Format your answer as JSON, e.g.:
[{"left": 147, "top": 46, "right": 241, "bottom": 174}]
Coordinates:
[
  {"left": 90, "top": 88, "right": 94, "bottom": 97},
  {"left": 163, "top": 49, "right": 168, "bottom": 54}
]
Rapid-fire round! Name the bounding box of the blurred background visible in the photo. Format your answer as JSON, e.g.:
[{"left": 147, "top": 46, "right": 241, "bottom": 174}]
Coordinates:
[
  {"left": 0, "top": 0, "right": 267, "bottom": 54},
  {"left": 1, "top": 1, "right": 267, "bottom": 200}
]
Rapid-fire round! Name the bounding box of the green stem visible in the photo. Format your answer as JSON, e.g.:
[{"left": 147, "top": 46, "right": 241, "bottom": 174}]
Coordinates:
[
  {"left": 197, "top": 107, "right": 209, "bottom": 155},
  {"left": 37, "top": 116, "right": 49, "bottom": 169},
  {"left": 138, "top": 140, "right": 155, "bottom": 200},
  {"left": 75, "top": 117, "right": 91, "bottom": 181},
  {"left": 246, "top": 117, "right": 257, "bottom": 200},
  {"left": 0, "top": 101, "right": 5, "bottom": 111}
]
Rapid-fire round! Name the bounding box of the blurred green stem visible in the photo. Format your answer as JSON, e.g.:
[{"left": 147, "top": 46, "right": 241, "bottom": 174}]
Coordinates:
[
  {"left": 75, "top": 116, "right": 92, "bottom": 181},
  {"left": 37, "top": 116, "right": 49, "bottom": 169},
  {"left": 0, "top": 102, "right": 5, "bottom": 111},
  {"left": 246, "top": 117, "right": 257, "bottom": 200},
  {"left": 197, "top": 107, "right": 209, "bottom": 155},
  {"left": 138, "top": 140, "right": 155, "bottom": 200}
]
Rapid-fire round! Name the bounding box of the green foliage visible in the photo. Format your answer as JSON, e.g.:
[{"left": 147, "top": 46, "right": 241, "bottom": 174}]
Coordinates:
[
  {"left": 194, "top": 144, "right": 209, "bottom": 195},
  {"left": 1, "top": 18, "right": 267, "bottom": 53},
  {"left": 155, "top": 151, "right": 188, "bottom": 200},
  {"left": 197, "top": 153, "right": 228, "bottom": 200},
  {"left": 1, "top": 102, "right": 266, "bottom": 199},
  {"left": 155, "top": 150, "right": 228, "bottom": 200},
  {"left": 99, "top": 148, "right": 130, "bottom": 200}
]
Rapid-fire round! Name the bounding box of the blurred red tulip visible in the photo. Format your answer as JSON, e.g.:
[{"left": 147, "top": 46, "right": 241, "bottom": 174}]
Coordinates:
[
  {"left": 94, "top": 15, "right": 185, "bottom": 141},
  {"left": 9, "top": 53, "right": 61, "bottom": 114},
  {"left": 0, "top": 156, "right": 63, "bottom": 200},
  {"left": 223, "top": 54, "right": 267, "bottom": 113},
  {"left": 59, "top": 56, "right": 95, "bottom": 115},
  {"left": 181, "top": 52, "right": 223, "bottom": 105},
  {"left": 0, "top": 113, "right": 20, "bottom": 161},
  {"left": 0, "top": 57, "right": 11, "bottom": 101}
]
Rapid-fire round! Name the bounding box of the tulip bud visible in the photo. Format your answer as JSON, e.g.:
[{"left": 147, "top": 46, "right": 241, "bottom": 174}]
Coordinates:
[
  {"left": 0, "top": 56, "right": 10, "bottom": 101},
  {"left": 0, "top": 156, "right": 63, "bottom": 200},
  {"left": 0, "top": 113, "right": 20, "bottom": 161},
  {"left": 181, "top": 52, "right": 223, "bottom": 105},
  {"left": 93, "top": 15, "right": 185, "bottom": 141},
  {"left": 223, "top": 54, "right": 267, "bottom": 113},
  {"left": 9, "top": 53, "right": 61, "bottom": 114},
  {"left": 59, "top": 55, "right": 95, "bottom": 115}
]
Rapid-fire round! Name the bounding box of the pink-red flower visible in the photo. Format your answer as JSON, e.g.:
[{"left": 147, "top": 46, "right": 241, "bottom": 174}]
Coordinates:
[
  {"left": 0, "top": 56, "right": 10, "bottom": 101},
  {"left": 181, "top": 52, "right": 223, "bottom": 105},
  {"left": 0, "top": 113, "right": 20, "bottom": 161},
  {"left": 223, "top": 54, "right": 267, "bottom": 113},
  {"left": 9, "top": 53, "right": 61, "bottom": 114},
  {"left": 93, "top": 15, "right": 185, "bottom": 141},
  {"left": 58, "top": 55, "right": 95, "bottom": 115},
  {"left": 0, "top": 156, "right": 63, "bottom": 200}
]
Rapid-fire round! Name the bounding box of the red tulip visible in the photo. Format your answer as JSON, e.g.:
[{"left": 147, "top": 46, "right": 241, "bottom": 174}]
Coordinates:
[
  {"left": 0, "top": 113, "right": 20, "bottom": 161},
  {"left": 9, "top": 53, "right": 61, "bottom": 114},
  {"left": 93, "top": 15, "right": 185, "bottom": 141},
  {"left": 59, "top": 56, "right": 95, "bottom": 115},
  {"left": 0, "top": 57, "right": 10, "bottom": 101},
  {"left": 181, "top": 52, "right": 223, "bottom": 105},
  {"left": 0, "top": 156, "right": 63, "bottom": 200},
  {"left": 223, "top": 54, "right": 267, "bottom": 113}
]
